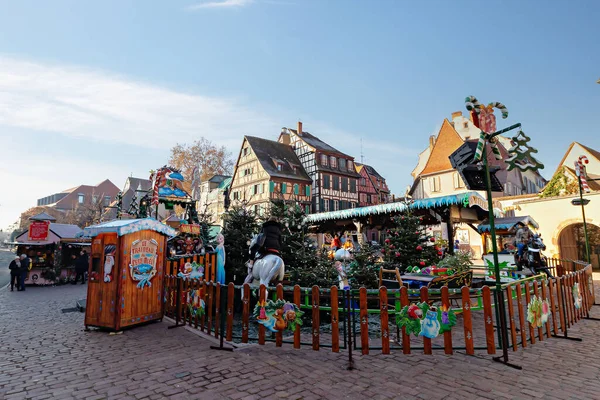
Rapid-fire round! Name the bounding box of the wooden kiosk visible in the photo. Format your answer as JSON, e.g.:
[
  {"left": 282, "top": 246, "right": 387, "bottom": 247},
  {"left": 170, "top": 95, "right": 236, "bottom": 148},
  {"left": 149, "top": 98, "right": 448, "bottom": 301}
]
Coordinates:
[{"left": 81, "top": 218, "right": 176, "bottom": 330}]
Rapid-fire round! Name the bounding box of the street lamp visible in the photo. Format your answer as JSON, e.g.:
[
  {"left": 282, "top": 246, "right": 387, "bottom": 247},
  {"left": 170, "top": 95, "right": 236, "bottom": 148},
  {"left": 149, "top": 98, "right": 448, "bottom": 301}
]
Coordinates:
[{"left": 573, "top": 174, "right": 591, "bottom": 263}]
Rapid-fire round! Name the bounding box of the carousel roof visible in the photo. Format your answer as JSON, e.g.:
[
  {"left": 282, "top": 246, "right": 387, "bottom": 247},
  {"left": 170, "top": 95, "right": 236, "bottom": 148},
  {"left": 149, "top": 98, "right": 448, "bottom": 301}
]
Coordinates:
[
  {"left": 78, "top": 218, "right": 177, "bottom": 238},
  {"left": 304, "top": 192, "right": 492, "bottom": 224},
  {"left": 477, "top": 216, "right": 539, "bottom": 233}
]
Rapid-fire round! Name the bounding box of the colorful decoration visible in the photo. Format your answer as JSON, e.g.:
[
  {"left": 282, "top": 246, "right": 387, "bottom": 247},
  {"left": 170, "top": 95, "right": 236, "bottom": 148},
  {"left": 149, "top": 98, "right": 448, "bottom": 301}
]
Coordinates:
[
  {"left": 575, "top": 155, "right": 590, "bottom": 193},
  {"left": 178, "top": 262, "right": 204, "bottom": 280},
  {"left": 215, "top": 233, "right": 226, "bottom": 284},
  {"left": 466, "top": 96, "right": 507, "bottom": 162},
  {"left": 103, "top": 244, "right": 117, "bottom": 283},
  {"left": 573, "top": 283, "right": 582, "bottom": 310},
  {"left": 396, "top": 302, "right": 457, "bottom": 338},
  {"left": 526, "top": 295, "right": 551, "bottom": 328},
  {"left": 506, "top": 130, "right": 545, "bottom": 173},
  {"left": 252, "top": 299, "right": 304, "bottom": 332},
  {"left": 186, "top": 287, "right": 206, "bottom": 318},
  {"left": 129, "top": 239, "right": 159, "bottom": 289}
]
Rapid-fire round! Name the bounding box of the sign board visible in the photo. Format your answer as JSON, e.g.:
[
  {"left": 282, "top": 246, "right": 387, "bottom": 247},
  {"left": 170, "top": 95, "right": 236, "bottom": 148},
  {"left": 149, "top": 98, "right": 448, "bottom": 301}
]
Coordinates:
[
  {"left": 28, "top": 221, "right": 50, "bottom": 241},
  {"left": 449, "top": 142, "right": 504, "bottom": 192},
  {"left": 129, "top": 239, "right": 158, "bottom": 289},
  {"left": 180, "top": 224, "right": 201, "bottom": 235}
]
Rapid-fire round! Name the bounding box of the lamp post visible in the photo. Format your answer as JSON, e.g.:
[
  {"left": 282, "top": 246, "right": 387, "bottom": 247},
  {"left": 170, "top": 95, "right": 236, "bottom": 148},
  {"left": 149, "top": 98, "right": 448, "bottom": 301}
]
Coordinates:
[{"left": 576, "top": 175, "right": 591, "bottom": 263}]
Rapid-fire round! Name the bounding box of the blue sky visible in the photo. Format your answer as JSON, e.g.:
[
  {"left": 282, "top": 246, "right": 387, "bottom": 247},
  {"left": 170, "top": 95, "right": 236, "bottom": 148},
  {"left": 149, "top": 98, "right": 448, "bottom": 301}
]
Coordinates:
[{"left": 1, "top": 0, "right": 599, "bottom": 229}]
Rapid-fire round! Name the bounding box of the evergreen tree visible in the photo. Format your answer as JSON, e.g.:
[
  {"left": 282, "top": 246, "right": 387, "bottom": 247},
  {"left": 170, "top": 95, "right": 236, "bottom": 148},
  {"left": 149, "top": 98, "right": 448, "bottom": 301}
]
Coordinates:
[
  {"left": 196, "top": 204, "right": 215, "bottom": 246},
  {"left": 346, "top": 242, "right": 381, "bottom": 289},
  {"left": 383, "top": 207, "right": 441, "bottom": 273},
  {"left": 221, "top": 203, "right": 259, "bottom": 284},
  {"left": 268, "top": 199, "right": 337, "bottom": 288}
]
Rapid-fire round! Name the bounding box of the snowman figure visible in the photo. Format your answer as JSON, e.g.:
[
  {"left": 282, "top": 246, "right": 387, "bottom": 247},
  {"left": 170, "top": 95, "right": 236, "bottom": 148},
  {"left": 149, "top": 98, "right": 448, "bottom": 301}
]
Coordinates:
[{"left": 419, "top": 307, "right": 441, "bottom": 339}]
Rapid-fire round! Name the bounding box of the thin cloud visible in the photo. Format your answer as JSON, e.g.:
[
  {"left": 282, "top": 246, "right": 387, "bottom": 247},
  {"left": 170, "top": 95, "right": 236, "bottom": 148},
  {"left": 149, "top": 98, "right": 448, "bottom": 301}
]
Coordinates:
[
  {"left": 0, "top": 56, "right": 278, "bottom": 150},
  {"left": 186, "top": 0, "right": 253, "bottom": 10}
]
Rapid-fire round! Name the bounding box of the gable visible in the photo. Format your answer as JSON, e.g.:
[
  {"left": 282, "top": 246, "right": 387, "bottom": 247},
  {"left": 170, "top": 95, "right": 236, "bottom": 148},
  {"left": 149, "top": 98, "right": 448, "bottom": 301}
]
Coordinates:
[
  {"left": 419, "top": 119, "right": 465, "bottom": 176},
  {"left": 555, "top": 142, "right": 600, "bottom": 178}
]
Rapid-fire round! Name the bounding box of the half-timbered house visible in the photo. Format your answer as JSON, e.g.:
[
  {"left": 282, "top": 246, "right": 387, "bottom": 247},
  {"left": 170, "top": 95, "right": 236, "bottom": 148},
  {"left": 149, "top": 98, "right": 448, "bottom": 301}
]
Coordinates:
[
  {"left": 355, "top": 163, "right": 390, "bottom": 206},
  {"left": 279, "top": 122, "right": 360, "bottom": 213},
  {"left": 229, "top": 136, "right": 312, "bottom": 216}
]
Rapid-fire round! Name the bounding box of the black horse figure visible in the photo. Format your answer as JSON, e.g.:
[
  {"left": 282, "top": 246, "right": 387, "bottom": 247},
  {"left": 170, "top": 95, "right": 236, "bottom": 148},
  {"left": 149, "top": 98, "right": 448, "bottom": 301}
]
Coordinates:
[{"left": 522, "top": 234, "right": 552, "bottom": 278}]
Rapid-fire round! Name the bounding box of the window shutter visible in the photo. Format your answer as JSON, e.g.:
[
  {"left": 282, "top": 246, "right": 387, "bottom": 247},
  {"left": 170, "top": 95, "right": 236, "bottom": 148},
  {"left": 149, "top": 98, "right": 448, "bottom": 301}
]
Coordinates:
[
  {"left": 281, "top": 183, "right": 287, "bottom": 193},
  {"left": 319, "top": 198, "right": 325, "bottom": 212},
  {"left": 329, "top": 199, "right": 335, "bottom": 211},
  {"left": 269, "top": 181, "right": 275, "bottom": 193},
  {"left": 305, "top": 205, "right": 310, "bottom": 214},
  {"left": 305, "top": 185, "right": 311, "bottom": 196},
  {"left": 294, "top": 184, "right": 299, "bottom": 195}
]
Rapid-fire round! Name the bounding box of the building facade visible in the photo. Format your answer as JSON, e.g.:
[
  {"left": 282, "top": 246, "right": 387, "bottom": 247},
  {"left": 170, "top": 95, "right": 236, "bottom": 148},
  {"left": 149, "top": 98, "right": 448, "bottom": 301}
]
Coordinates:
[
  {"left": 37, "top": 179, "right": 120, "bottom": 212},
  {"left": 197, "top": 175, "right": 231, "bottom": 226},
  {"left": 229, "top": 136, "right": 312, "bottom": 216},
  {"left": 355, "top": 163, "right": 390, "bottom": 206},
  {"left": 279, "top": 122, "right": 361, "bottom": 213}
]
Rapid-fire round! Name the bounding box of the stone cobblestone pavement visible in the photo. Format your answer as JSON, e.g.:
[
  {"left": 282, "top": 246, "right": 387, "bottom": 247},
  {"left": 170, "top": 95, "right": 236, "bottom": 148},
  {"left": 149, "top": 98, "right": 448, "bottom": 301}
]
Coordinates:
[{"left": 1, "top": 283, "right": 600, "bottom": 400}]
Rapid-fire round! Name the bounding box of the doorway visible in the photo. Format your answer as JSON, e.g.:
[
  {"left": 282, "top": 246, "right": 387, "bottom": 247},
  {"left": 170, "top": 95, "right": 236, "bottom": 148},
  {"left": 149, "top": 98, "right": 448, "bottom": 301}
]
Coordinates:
[{"left": 558, "top": 223, "right": 600, "bottom": 270}]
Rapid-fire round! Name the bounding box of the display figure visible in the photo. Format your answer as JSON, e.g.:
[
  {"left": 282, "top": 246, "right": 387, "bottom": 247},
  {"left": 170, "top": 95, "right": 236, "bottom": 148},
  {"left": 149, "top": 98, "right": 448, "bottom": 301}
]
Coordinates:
[
  {"left": 103, "top": 245, "right": 117, "bottom": 283},
  {"left": 215, "top": 234, "right": 226, "bottom": 284}
]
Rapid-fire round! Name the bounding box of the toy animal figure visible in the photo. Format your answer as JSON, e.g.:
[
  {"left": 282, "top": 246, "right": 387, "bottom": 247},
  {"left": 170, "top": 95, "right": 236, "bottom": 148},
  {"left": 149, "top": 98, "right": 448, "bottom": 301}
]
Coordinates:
[
  {"left": 420, "top": 308, "right": 441, "bottom": 339},
  {"left": 273, "top": 308, "right": 287, "bottom": 331},
  {"left": 215, "top": 234, "right": 226, "bottom": 284},
  {"left": 244, "top": 234, "right": 285, "bottom": 287},
  {"left": 103, "top": 245, "right": 117, "bottom": 283}
]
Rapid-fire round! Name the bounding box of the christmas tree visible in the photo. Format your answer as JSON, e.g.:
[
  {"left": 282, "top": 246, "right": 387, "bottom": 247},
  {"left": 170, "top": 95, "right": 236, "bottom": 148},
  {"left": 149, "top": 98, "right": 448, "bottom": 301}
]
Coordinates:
[
  {"left": 268, "top": 199, "right": 337, "bottom": 288},
  {"left": 196, "top": 204, "right": 216, "bottom": 247},
  {"left": 221, "top": 203, "right": 259, "bottom": 284},
  {"left": 506, "top": 130, "right": 544, "bottom": 173},
  {"left": 383, "top": 206, "right": 441, "bottom": 272}
]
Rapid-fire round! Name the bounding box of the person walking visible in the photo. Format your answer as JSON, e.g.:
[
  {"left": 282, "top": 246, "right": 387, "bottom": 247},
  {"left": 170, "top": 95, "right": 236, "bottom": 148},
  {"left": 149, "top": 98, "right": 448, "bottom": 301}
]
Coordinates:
[
  {"left": 19, "top": 254, "right": 30, "bottom": 291},
  {"left": 9, "top": 256, "right": 20, "bottom": 291},
  {"left": 74, "top": 250, "right": 88, "bottom": 285}
]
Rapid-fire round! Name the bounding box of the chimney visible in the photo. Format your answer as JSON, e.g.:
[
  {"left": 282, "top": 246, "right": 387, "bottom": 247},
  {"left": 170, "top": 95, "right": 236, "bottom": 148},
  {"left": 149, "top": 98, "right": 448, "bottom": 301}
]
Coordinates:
[
  {"left": 451, "top": 111, "right": 462, "bottom": 120},
  {"left": 429, "top": 135, "right": 436, "bottom": 149},
  {"left": 279, "top": 127, "right": 290, "bottom": 145},
  {"left": 297, "top": 121, "right": 303, "bottom": 135}
]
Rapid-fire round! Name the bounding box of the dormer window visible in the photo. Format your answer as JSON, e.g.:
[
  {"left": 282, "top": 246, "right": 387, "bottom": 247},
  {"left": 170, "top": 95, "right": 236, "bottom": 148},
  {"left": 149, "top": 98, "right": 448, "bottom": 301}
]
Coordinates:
[
  {"left": 348, "top": 160, "right": 353, "bottom": 170},
  {"left": 277, "top": 164, "right": 283, "bottom": 171},
  {"left": 339, "top": 159, "right": 347, "bottom": 171},
  {"left": 330, "top": 156, "right": 337, "bottom": 168},
  {"left": 321, "top": 154, "right": 328, "bottom": 166}
]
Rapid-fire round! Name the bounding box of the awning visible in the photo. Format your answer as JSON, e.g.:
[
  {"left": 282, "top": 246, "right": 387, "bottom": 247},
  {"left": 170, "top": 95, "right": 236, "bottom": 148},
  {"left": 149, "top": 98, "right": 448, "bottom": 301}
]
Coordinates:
[
  {"left": 304, "top": 192, "right": 494, "bottom": 224},
  {"left": 477, "top": 216, "right": 539, "bottom": 233}
]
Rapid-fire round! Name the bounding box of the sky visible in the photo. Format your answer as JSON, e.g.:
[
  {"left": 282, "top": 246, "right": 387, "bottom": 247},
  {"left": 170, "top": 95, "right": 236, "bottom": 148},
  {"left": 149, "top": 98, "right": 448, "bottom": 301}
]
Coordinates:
[{"left": 1, "top": 0, "right": 599, "bottom": 230}]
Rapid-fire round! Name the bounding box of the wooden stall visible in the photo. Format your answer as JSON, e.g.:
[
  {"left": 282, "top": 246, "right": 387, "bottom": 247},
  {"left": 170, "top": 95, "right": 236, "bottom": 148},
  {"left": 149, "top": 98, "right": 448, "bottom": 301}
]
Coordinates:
[{"left": 81, "top": 218, "right": 176, "bottom": 331}]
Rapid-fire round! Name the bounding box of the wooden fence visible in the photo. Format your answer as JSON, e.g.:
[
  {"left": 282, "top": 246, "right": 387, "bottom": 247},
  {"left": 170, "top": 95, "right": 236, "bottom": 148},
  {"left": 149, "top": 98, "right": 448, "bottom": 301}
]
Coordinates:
[{"left": 163, "top": 258, "right": 595, "bottom": 366}]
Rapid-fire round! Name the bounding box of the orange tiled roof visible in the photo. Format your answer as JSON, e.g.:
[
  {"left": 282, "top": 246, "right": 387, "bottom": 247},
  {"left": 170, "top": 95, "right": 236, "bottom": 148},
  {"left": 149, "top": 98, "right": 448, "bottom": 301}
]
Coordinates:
[{"left": 419, "top": 119, "right": 464, "bottom": 176}]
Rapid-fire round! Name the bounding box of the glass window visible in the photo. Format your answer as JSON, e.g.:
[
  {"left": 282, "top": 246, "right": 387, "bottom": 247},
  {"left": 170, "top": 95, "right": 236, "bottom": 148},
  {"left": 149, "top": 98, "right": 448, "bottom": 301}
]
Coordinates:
[
  {"left": 104, "top": 196, "right": 111, "bottom": 206},
  {"left": 321, "top": 154, "right": 328, "bottom": 166},
  {"left": 78, "top": 194, "right": 84, "bottom": 204},
  {"left": 330, "top": 156, "right": 337, "bottom": 168},
  {"left": 350, "top": 179, "right": 357, "bottom": 193},
  {"left": 339, "top": 159, "right": 347, "bottom": 170},
  {"left": 333, "top": 200, "right": 339, "bottom": 211},
  {"left": 348, "top": 160, "right": 353, "bottom": 170},
  {"left": 323, "top": 175, "right": 330, "bottom": 189},
  {"left": 341, "top": 177, "right": 348, "bottom": 192},
  {"left": 332, "top": 177, "right": 339, "bottom": 190}
]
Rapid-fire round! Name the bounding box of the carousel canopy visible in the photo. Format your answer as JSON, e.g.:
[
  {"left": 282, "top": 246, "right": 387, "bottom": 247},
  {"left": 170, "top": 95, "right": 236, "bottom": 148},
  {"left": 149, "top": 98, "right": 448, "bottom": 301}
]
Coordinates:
[
  {"left": 304, "top": 192, "right": 493, "bottom": 224},
  {"left": 477, "top": 216, "right": 539, "bottom": 233},
  {"left": 78, "top": 218, "right": 177, "bottom": 238}
]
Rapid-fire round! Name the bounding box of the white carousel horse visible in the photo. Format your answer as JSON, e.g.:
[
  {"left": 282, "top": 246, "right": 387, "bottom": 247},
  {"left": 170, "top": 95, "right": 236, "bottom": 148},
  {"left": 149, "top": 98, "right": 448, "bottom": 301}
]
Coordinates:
[{"left": 244, "top": 234, "right": 285, "bottom": 288}]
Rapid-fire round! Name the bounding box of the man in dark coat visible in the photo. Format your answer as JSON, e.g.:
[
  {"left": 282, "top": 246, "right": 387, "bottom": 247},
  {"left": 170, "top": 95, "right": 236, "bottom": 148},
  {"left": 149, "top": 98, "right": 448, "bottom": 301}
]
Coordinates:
[
  {"left": 9, "top": 256, "right": 20, "bottom": 291},
  {"left": 261, "top": 217, "right": 282, "bottom": 256},
  {"left": 19, "top": 254, "right": 30, "bottom": 291},
  {"left": 74, "top": 250, "right": 88, "bottom": 284}
]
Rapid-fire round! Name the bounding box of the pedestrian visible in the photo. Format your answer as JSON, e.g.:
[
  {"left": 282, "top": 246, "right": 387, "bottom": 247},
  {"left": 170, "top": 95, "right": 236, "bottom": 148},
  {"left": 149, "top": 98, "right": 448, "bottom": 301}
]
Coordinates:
[
  {"left": 19, "top": 254, "right": 30, "bottom": 291},
  {"left": 74, "top": 250, "right": 88, "bottom": 285},
  {"left": 9, "top": 256, "right": 20, "bottom": 292}
]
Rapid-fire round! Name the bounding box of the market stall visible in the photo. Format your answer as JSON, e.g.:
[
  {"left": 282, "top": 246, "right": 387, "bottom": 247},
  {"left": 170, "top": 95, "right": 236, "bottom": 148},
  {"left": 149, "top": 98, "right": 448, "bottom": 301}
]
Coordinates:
[
  {"left": 478, "top": 215, "right": 539, "bottom": 268},
  {"left": 80, "top": 218, "right": 176, "bottom": 331},
  {"left": 11, "top": 213, "right": 89, "bottom": 285}
]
